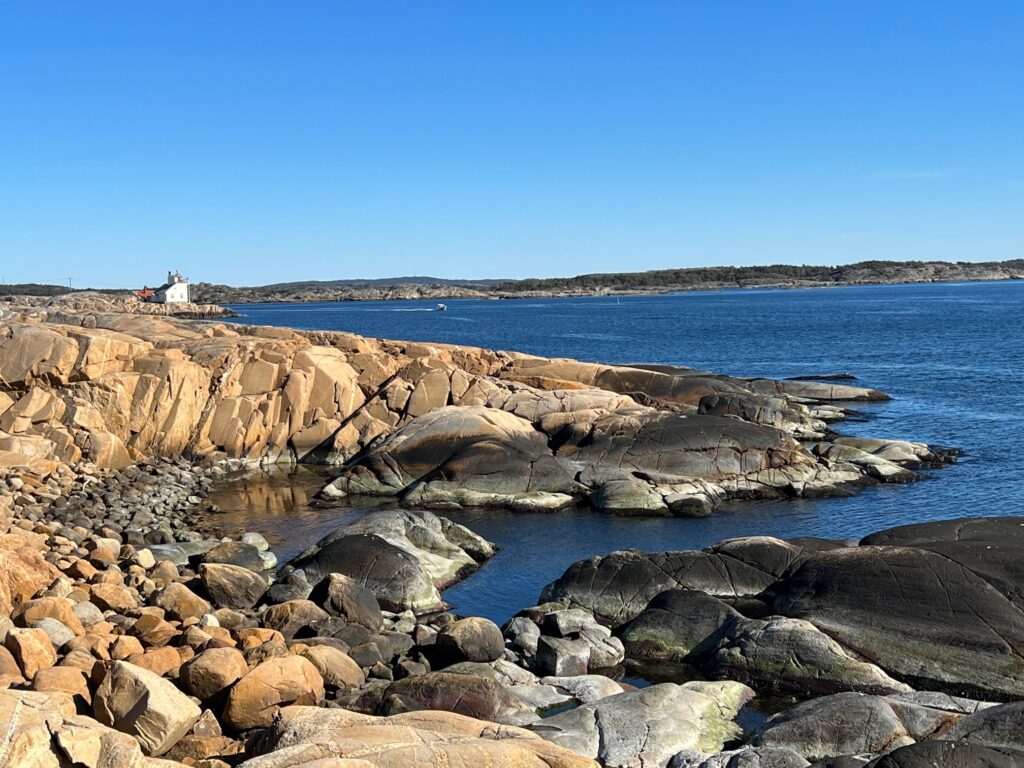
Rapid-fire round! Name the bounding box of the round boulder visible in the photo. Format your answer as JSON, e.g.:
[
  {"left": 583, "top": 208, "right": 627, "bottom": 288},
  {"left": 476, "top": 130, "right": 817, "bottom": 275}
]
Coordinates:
[
  {"left": 436, "top": 617, "right": 505, "bottom": 664},
  {"left": 300, "top": 645, "right": 365, "bottom": 689},
  {"left": 199, "top": 562, "right": 268, "bottom": 610},
  {"left": 179, "top": 647, "right": 249, "bottom": 702},
  {"left": 308, "top": 573, "right": 383, "bottom": 631},
  {"left": 223, "top": 656, "right": 325, "bottom": 731},
  {"left": 260, "top": 600, "right": 330, "bottom": 639},
  {"left": 203, "top": 541, "right": 265, "bottom": 572}
]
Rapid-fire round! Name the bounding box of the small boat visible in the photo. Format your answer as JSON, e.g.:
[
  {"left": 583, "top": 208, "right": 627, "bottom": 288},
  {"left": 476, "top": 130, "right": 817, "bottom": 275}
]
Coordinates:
[{"left": 436, "top": 303, "right": 447, "bottom": 311}]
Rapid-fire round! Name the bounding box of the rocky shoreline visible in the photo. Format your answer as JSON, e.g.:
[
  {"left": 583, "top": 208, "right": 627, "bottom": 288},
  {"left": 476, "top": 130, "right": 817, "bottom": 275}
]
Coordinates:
[
  {"left": 3, "top": 458, "right": 1023, "bottom": 767},
  {"left": 1, "top": 295, "right": 1021, "bottom": 767}
]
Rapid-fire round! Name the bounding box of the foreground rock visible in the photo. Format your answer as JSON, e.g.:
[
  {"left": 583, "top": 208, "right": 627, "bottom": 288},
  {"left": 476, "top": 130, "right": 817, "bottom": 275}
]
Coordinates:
[
  {"left": 864, "top": 742, "right": 1024, "bottom": 767},
  {"left": 223, "top": 656, "right": 326, "bottom": 731},
  {"left": 0, "top": 688, "right": 178, "bottom": 768},
  {"left": 748, "top": 691, "right": 1024, "bottom": 764},
  {"left": 530, "top": 681, "right": 754, "bottom": 768},
  {"left": 93, "top": 660, "right": 202, "bottom": 756},
  {"left": 243, "top": 705, "right": 599, "bottom": 767}
]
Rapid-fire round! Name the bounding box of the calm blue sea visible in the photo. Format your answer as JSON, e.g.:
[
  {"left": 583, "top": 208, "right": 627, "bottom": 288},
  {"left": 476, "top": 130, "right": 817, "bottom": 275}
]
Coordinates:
[{"left": 226, "top": 281, "right": 1024, "bottom": 623}]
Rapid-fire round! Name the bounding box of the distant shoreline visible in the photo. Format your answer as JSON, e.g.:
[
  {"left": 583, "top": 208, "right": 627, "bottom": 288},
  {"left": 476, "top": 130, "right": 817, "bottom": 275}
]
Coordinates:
[
  {"left": 217, "top": 273, "right": 1024, "bottom": 307},
  {"left": 5, "top": 258, "right": 1022, "bottom": 306}
]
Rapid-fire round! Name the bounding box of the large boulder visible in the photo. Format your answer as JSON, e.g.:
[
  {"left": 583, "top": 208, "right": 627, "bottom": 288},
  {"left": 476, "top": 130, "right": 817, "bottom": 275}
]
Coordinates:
[
  {"left": 436, "top": 617, "right": 505, "bottom": 664},
  {"left": 0, "top": 526, "right": 60, "bottom": 617},
  {"left": 541, "top": 537, "right": 808, "bottom": 625},
  {"left": 202, "top": 540, "right": 266, "bottom": 571},
  {"left": 179, "top": 647, "right": 249, "bottom": 702},
  {"left": 200, "top": 562, "right": 269, "bottom": 610},
  {"left": 151, "top": 581, "right": 211, "bottom": 621},
  {"left": 289, "top": 533, "right": 442, "bottom": 613},
  {"left": 307, "top": 572, "right": 382, "bottom": 630},
  {"left": 0, "top": 688, "right": 162, "bottom": 768},
  {"left": 4, "top": 627, "right": 57, "bottom": 678},
  {"left": 942, "top": 700, "right": 1024, "bottom": 751},
  {"left": 750, "top": 693, "right": 914, "bottom": 762},
  {"left": 223, "top": 656, "right": 325, "bottom": 731},
  {"left": 300, "top": 645, "right": 365, "bottom": 689},
  {"left": 864, "top": 741, "right": 1024, "bottom": 767},
  {"left": 531, "top": 681, "right": 754, "bottom": 767},
  {"left": 684, "top": 746, "right": 811, "bottom": 767},
  {"left": 772, "top": 534, "right": 1024, "bottom": 698},
  {"left": 288, "top": 509, "right": 495, "bottom": 613},
  {"left": 93, "top": 660, "right": 201, "bottom": 756},
  {"left": 322, "top": 405, "right": 582, "bottom": 510},
  {"left": 745, "top": 692, "right": 994, "bottom": 763},
  {"left": 260, "top": 599, "right": 330, "bottom": 639},
  {"left": 551, "top": 516, "right": 1024, "bottom": 701},
  {"left": 382, "top": 671, "right": 537, "bottom": 725},
  {"left": 620, "top": 589, "right": 741, "bottom": 661},
  {"left": 706, "top": 615, "right": 912, "bottom": 696},
  {"left": 558, "top": 411, "right": 810, "bottom": 484}
]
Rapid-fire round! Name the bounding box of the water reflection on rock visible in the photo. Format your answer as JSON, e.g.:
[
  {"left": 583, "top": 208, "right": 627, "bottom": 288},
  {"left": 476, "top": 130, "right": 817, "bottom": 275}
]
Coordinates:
[{"left": 204, "top": 465, "right": 375, "bottom": 564}]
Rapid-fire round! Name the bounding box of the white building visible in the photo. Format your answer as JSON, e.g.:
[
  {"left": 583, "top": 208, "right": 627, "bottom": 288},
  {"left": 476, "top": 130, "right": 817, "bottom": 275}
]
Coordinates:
[{"left": 137, "top": 271, "right": 190, "bottom": 304}]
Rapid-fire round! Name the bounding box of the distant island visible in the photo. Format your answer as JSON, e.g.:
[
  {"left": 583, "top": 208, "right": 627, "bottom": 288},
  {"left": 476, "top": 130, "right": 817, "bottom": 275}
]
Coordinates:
[{"left": 4, "top": 258, "right": 1023, "bottom": 304}]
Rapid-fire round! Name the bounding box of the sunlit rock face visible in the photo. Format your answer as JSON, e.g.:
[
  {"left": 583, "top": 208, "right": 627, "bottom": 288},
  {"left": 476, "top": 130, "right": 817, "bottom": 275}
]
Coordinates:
[{"left": 1, "top": 296, "right": 944, "bottom": 520}]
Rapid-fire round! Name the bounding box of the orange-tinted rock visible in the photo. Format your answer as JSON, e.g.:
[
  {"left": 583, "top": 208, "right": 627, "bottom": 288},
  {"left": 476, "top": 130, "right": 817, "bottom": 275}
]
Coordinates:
[
  {"left": 4, "top": 627, "right": 57, "bottom": 678},
  {"left": 89, "top": 583, "right": 138, "bottom": 614},
  {"left": 179, "top": 647, "right": 249, "bottom": 702},
  {"left": 222, "top": 656, "right": 324, "bottom": 731},
  {"left": 32, "top": 666, "right": 92, "bottom": 708},
  {"left": 126, "top": 646, "right": 182, "bottom": 678},
  {"left": 14, "top": 596, "right": 86, "bottom": 636},
  {"left": 300, "top": 645, "right": 365, "bottom": 689}
]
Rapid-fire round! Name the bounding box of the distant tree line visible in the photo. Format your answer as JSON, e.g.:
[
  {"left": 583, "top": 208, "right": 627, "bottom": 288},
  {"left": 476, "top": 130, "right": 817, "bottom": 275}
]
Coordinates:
[
  {"left": 493, "top": 259, "right": 1024, "bottom": 292},
  {"left": 0, "top": 284, "right": 123, "bottom": 298}
]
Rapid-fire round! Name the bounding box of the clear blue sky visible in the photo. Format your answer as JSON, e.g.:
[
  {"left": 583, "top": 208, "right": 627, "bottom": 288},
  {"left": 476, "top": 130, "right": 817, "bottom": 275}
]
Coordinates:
[{"left": 1, "top": 2, "right": 1022, "bottom": 287}]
